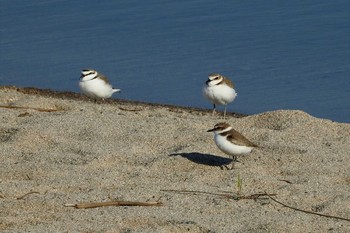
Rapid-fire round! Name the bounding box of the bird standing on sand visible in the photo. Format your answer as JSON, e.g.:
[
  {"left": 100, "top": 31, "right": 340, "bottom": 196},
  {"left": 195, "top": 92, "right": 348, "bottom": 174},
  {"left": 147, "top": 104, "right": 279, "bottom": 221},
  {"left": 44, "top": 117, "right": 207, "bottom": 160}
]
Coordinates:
[
  {"left": 207, "top": 122, "right": 258, "bottom": 167},
  {"left": 203, "top": 73, "right": 237, "bottom": 119},
  {"left": 79, "top": 69, "right": 121, "bottom": 100}
]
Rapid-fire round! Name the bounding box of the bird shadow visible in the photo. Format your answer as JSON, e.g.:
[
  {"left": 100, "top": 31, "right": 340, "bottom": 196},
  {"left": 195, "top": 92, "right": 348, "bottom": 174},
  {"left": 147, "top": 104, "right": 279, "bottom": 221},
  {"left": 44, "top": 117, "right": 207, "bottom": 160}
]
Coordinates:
[{"left": 169, "top": 152, "right": 233, "bottom": 167}]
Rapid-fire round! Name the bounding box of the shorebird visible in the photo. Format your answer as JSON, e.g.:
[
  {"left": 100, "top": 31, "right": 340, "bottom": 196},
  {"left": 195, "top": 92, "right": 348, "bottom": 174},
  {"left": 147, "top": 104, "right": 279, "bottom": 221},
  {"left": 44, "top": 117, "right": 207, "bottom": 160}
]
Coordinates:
[
  {"left": 79, "top": 69, "right": 121, "bottom": 100},
  {"left": 203, "top": 73, "right": 237, "bottom": 119},
  {"left": 207, "top": 122, "right": 258, "bottom": 168}
]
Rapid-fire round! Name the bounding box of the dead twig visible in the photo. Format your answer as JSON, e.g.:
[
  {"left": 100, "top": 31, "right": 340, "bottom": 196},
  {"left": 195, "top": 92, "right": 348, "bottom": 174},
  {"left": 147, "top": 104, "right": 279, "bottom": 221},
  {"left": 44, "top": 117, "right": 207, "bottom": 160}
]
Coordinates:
[
  {"left": 161, "top": 189, "right": 276, "bottom": 201},
  {"left": 118, "top": 107, "right": 143, "bottom": 112},
  {"left": 265, "top": 192, "right": 350, "bottom": 222},
  {"left": 278, "top": 179, "right": 293, "bottom": 184},
  {"left": 16, "top": 191, "right": 41, "bottom": 200},
  {"left": 0, "top": 105, "right": 64, "bottom": 112},
  {"left": 18, "top": 112, "right": 32, "bottom": 117},
  {"left": 65, "top": 201, "right": 163, "bottom": 209}
]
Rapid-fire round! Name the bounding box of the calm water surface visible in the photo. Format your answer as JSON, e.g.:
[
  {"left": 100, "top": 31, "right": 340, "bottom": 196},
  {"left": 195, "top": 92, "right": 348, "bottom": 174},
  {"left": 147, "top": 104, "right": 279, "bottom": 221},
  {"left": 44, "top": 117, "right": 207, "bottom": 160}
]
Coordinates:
[{"left": 1, "top": 1, "right": 349, "bottom": 122}]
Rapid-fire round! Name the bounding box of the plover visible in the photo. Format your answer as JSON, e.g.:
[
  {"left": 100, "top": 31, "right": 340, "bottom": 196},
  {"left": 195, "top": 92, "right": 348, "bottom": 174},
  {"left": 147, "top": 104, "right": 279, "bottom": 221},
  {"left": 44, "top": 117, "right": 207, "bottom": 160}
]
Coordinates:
[
  {"left": 207, "top": 122, "right": 258, "bottom": 167},
  {"left": 79, "top": 69, "right": 121, "bottom": 100},
  {"left": 203, "top": 73, "right": 237, "bottom": 119}
]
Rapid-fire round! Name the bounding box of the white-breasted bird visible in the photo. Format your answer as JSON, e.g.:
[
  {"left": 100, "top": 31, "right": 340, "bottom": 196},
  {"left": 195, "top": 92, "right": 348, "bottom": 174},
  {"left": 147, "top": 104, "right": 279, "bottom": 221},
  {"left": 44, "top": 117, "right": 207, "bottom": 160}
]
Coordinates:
[
  {"left": 203, "top": 73, "right": 237, "bottom": 119},
  {"left": 79, "top": 69, "right": 120, "bottom": 100},
  {"left": 207, "top": 122, "right": 258, "bottom": 164}
]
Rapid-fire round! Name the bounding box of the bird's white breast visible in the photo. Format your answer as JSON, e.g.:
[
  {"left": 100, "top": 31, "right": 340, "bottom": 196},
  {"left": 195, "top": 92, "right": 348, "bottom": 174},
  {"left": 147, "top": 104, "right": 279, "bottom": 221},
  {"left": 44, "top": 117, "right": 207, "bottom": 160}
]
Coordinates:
[
  {"left": 203, "top": 84, "right": 237, "bottom": 105},
  {"left": 214, "top": 134, "right": 253, "bottom": 155},
  {"left": 79, "top": 78, "right": 113, "bottom": 99}
]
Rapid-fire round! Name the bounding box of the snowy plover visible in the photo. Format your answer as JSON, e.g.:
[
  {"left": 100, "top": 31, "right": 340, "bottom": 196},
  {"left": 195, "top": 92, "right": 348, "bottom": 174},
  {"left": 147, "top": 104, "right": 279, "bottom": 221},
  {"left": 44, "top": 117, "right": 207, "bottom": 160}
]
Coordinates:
[
  {"left": 79, "top": 69, "right": 121, "bottom": 100},
  {"left": 203, "top": 73, "right": 237, "bottom": 119},
  {"left": 207, "top": 122, "right": 258, "bottom": 164}
]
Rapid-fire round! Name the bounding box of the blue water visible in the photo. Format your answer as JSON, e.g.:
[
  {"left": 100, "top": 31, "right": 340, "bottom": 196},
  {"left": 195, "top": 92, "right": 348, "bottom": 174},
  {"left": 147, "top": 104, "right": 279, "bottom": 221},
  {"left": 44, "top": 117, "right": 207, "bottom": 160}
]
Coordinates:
[{"left": 1, "top": 1, "right": 349, "bottom": 122}]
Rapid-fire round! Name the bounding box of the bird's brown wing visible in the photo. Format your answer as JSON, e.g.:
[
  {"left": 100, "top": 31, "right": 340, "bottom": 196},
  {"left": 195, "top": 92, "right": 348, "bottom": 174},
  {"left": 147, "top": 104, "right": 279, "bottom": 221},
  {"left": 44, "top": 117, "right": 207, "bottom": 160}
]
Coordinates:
[
  {"left": 223, "top": 77, "right": 234, "bottom": 88},
  {"left": 99, "top": 74, "right": 110, "bottom": 84},
  {"left": 227, "top": 129, "right": 258, "bottom": 147}
]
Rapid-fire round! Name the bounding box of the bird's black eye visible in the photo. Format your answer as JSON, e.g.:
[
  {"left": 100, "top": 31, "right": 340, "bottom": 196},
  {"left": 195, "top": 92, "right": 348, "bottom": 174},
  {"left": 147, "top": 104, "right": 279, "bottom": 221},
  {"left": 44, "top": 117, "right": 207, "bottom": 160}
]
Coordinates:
[{"left": 214, "top": 77, "right": 219, "bottom": 80}]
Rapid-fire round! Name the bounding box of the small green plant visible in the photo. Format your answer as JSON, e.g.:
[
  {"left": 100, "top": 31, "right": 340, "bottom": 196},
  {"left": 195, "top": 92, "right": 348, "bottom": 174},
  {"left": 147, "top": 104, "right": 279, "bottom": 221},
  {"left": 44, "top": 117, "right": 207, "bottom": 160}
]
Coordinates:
[{"left": 236, "top": 173, "right": 243, "bottom": 194}]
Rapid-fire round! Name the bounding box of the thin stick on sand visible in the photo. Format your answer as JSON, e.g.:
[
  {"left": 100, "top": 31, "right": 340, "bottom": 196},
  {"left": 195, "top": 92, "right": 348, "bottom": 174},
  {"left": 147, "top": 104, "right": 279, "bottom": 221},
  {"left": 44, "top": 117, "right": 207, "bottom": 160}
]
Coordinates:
[
  {"left": 118, "top": 107, "right": 143, "bottom": 112},
  {"left": 16, "top": 191, "right": 41, "bottom": 200},
  {"left": 265, "top": 192, "right": 350, "bottom": 222},
  {"left": 64, "top": 201, "right": 163, "bottom": 209},
  {"left": 161, "top": 189, "right": 276, "bottom": 200},
  {"left": 0, "top": 105, "right": 64, "bottom": 112}
]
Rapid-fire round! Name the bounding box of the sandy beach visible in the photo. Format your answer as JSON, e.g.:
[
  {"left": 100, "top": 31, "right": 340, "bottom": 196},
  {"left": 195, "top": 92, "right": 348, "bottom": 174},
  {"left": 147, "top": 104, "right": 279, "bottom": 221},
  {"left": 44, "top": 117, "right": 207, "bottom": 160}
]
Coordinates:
[{"left": 1, "top": 86, "right": 349, "bottom": 232}]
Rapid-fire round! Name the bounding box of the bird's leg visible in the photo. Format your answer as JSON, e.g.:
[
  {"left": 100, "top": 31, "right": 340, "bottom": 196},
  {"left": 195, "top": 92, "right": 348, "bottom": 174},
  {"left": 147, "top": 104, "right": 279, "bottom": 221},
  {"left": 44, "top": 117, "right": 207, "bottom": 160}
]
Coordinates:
[
  {"left": 229, "top": 155, "right": 238, "bottom": 170},
  {"left": 231, "top": 155, "right": 237, "bottom": 162},
  {"left": 223, "top": 105, "right": 227, "bottom": 120},
  {"left": 212, "top": 104, "right": 216, "bottom": 115}
]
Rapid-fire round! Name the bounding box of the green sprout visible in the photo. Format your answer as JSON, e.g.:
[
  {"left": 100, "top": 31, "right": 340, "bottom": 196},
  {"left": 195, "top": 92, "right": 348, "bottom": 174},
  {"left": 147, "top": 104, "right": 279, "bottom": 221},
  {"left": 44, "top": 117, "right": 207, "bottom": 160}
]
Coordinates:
[{"left": 236, "top": 173, "right": 243, "bottom": 194}]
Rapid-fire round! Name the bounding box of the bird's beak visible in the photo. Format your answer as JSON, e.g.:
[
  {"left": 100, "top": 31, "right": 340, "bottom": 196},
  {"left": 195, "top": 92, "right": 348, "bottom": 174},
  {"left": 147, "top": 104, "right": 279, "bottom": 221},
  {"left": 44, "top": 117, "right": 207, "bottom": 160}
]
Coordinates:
[
  {"left": 205, "top": 80, "right": 210, "bottom": 85},
  {"left": 207, "top": 128, "right": 215, "bottom": 132}
]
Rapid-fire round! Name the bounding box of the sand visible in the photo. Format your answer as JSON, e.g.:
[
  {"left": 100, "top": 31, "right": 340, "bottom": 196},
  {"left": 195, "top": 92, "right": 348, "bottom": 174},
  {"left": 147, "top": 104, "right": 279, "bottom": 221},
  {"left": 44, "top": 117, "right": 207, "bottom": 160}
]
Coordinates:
[{"left": 0, "top": 86, "right": 349, "bottom": 232}]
